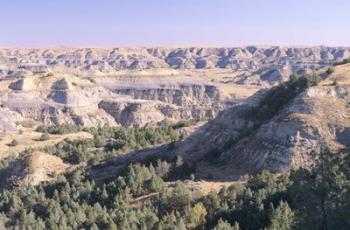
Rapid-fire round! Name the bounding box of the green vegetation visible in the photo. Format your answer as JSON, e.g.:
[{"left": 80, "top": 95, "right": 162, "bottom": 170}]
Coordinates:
[
  {"left": 326, "top": 67, "right": 335, "bottom": 75},
  {"left": 252, "top": 73, "right": 321, "bottom": 122},
  {"left": 2, "top": 117, "right": 350, "bottom": 229},
  {"left": 36, "top": 124, "right": 83, "bottom": 135},
  {"left": 334, "top": 58, "right": 350, "bottom": 66},
  {"left": 1, "top": 147, "right": 350, "bottom": 229},
  {"left": 171, "top": 119, "right": 197, "bottom": 129},
  {"left": 332, "top": 79, "right": 338, "bottom": 86},
  {"left": 42, "top": 125, "right": 182, "bottom": 165},
  {"left": 219, "top": 73, "right": 323, "bottom": 158},
  {"left": 8, "top": 139, "right": 18, "bottom": 147},
  {"left": 42, "top": 72, "right": 54, "bottom": 78},
  {"left": 38, "top": 132, "right": 50, "bottom": 141}
]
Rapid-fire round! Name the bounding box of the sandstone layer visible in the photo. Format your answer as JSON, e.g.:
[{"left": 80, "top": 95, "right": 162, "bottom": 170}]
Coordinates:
[{"left": 0, "top": 46, "right": 348, "bottom": 131}]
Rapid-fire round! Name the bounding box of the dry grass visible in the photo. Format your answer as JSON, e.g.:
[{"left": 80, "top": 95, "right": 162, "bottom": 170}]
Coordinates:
[
  {"left": 321, "top": 64, "right": 350, "bottom": 86},
  {"left": 168, "top": 180, "right": 236, "bottom": 196},
  {"left": 219, "top": 84, "right": 262, "bottom": 98},
  {"left": 0, "top": 128, "right": 93, "bottom": 159},
  {"left": 24, "top": 151, "right": 70, "bottom": 174},
  {"left": 4, "top": 151, "right": 76, "bottom": 187}
]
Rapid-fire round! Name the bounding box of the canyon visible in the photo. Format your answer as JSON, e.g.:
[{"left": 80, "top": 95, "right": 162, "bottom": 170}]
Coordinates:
[{"left": 0, "top": 46, "right": 349, "bottom": 132}]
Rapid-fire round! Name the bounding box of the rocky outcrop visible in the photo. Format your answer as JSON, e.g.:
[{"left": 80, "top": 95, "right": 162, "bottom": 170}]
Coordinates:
[
  {"left": 1, "top": 46, "right": 349, "bottom": 85},
  {"left": 0, "top": 46, "right": 348, "bottom": 130},
  {"left": 169, "top": 64, "right": 350, "bottom": 180},
  {"left": 0, "top": 72, "right": 230, "bottom": 128},
  {"left": 8, "top": 78, "right": 36, "bottom": 91},
  {"left": 113, "top": 83, "right": 222, "bottom": 106},
  {"left": 0, "top": 151, "right": 73, "bottom": 188},
  {"left": 99, "top": 100, "right": 168, "bottom": 127},
  {"left": 18, "top": 63, "right": 48, "bottom": 74}
]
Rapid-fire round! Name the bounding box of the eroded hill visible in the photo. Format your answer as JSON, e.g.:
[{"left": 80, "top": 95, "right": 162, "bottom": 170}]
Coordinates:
[
  {"left": 169, "top": 64, "right": 350, "bottom": 180},
  {"left": 0, "top": 46, "right": 348, "bottom": 132},
  {"left": 0, "top": 151, "right": 73, "bottom": 188}
]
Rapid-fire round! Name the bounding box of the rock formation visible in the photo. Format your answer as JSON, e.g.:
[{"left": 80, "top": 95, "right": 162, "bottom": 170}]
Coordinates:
[
  {"left": 171, "top": 64, "right": 350, "bottom": 180},
  {"left": 0, "top": 151, "right": 72, "bottom": 188},
  {"left": 0, "top": 46, "right": 348, "bottom": 130}
]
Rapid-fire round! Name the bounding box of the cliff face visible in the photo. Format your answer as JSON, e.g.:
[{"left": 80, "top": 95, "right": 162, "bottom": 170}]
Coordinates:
[
  {"left": 0, "top": 46, "right": 348, "bottom": 131},
  {"left": 171, "top": 64, "right": 350, "bottom": 180},
  {"left": 0, "top": 73, "right": 230, "bottom": 129},
  {"left": 1, "top": 46, "right": 349, "bottom": 72}
]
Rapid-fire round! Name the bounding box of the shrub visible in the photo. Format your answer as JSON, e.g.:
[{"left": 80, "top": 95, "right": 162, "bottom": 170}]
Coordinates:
[
  {"left": 172, "top": 120, "right": 196, "bottom": 129},
  {"left": 326, "top": 67, "right": 334, "bottom": 75},
  {"left": 8, "top": 139, "right": 18, "bottom": 146},
  {"left": 334, "top": 58, "right": 350, "bottom": 66},
  {"left": 36, "top": 124, "right": 82, "bottom": 135},
  {"left": 250, "top": 73, "right": 320, "bottom": 122},
  {"left": 43, "top": 72, "right": 54, "bottom": 77},
  {"left": 38, "top": 132, "right": 50, "bottom": 141},
  {"left": 332, "top": 79, "right": 338, "bottom": 86}
]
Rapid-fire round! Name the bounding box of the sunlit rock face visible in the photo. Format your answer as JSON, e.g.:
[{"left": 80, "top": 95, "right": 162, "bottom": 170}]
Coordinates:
[{"left": 0, "top": 46, "right": 347, "bottom": 130}]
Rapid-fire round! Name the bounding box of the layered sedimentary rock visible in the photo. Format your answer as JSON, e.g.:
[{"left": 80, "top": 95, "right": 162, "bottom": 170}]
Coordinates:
[
  {"left": 1, "top": 46, "right": 349, "bottom": 72},
  {"left": 172, "top": 64, "right": 350, "bottom": 180},
  {"left": 0, "top": 46, "right": 348, "bottom": 131},
  {"left": 1, "top": 46, "right": 349, "bottom": 85}
]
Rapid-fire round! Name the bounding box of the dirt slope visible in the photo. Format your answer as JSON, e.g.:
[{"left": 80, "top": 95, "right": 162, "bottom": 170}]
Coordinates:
[
  {"left": 0, "top": 151, "right": 74, "bottom": 188},
  {"left": 175, "top": 64, "right": 350, "bottom": 180}
]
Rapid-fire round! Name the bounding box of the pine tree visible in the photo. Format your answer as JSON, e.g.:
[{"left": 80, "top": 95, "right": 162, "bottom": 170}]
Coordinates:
[
  {"left": 213, "top": 219, "right": 236, "bottom": 230},
  {"left": 170, "top": 181, "right": 191, "bottom": 209},
  {"left": 176, "top": 217, "right": 187, "bottom": 230},
  {"left": 39, "top": 132, "right": 50, "bottom": 141},
  {"left": 187, "top": 202, "right": 207, "bottom": 229},
  {"left": 269, "top": 201, "right": 294, "bottom": 230},
  {"left": 107, "top": 219, "right": 118, "bottom": 230}
]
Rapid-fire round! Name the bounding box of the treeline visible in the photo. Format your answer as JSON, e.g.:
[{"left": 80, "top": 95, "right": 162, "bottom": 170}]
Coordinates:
[
  {"left": 42, "top": 125, "right": 182, "bottom": 165},
  {"left": 334, "top": 58, "right": 350, "bottom": 66},
  {"left": 1, "top": 148, "right": 350, "bottom": 229},
  {"left": 250, "top": 73, "right": 322, "bottom": 122},
  {"left": 216, "top": 73, "right": 323, "bottom": 159},
  {"left": 36, "top": 124, "right": 84, "bottom": 135}
]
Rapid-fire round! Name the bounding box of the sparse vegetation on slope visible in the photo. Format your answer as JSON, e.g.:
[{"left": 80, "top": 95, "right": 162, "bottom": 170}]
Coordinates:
[
  {"left": 41, "top": 124, "right": 183, "bottom": 165},
  {"left": 36, "top": 124, "right": 84, "bottom": 135},
  {"left": 250, "top": 73, "right": 321, "bottom": 122},
  {"left": 207, "top": 73, "right": 323, "bottom": 162},
  {"left": 334, "top": 58, "right": 350, "bottom": 66}
]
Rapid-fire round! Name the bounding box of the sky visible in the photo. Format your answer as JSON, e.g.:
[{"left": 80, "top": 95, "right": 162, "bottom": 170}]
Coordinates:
[{"left": 1, "top": 0, "right": 349, "bottom": 47}]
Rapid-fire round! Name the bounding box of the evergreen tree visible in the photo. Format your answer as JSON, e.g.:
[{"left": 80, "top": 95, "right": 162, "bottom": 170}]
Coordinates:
[
  {"left": 187, "top": 202, "right": 208, "bottom": 229},
  {"left": 213, "top": 219, "right": 235, "bottom": 230},
  {"left": 268, "top": 201, "right": 294, "bottom": 230}
]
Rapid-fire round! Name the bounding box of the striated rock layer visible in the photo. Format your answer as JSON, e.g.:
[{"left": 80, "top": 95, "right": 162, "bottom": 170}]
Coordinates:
[
  {"left": 1, "top": 46, "right": 349, "bottom": 73},
  {"left": 0, "top": 46, "right": 348, "bottom": 130},
  {"left": 168, "top": 64, "right": 350, "bottom": 180}
]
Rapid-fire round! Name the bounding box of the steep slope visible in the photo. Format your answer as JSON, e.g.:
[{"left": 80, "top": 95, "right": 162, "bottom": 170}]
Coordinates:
[
  {"left": 0, "top": 151, "right": 73, "bottom": 188},
  {"left": 0, "top": 46, "right": 348, "bottom": 130},
  {"left": 172, "top": 64, "right": 350, "bottom": 180},
  {"left": 0, "top": 73, "right": 234, "bottom": 129}
]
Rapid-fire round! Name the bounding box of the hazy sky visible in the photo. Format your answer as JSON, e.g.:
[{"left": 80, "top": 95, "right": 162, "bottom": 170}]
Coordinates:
[{"left": 1, "top": 0, "right": 349, "bottom": 47}]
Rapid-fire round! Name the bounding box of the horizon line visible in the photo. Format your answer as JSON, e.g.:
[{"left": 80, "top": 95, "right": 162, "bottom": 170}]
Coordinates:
[{"left": 1, "top": 44, "right": 350, "bottom": 49}]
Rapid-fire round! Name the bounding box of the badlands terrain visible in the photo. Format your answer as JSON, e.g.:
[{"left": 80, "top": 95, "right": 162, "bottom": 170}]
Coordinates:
[
  {"left": 1, "top": 46, "right": 350, "bottom": 229},
  {"left": 0, "top": 46, "right": 350, "bottom": 177},
  {"left": 0, "top": 46, "right": 350, "bottom": 176},
  {"left": 0, "top": 46, "right": 349, "bottom": 132}
]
